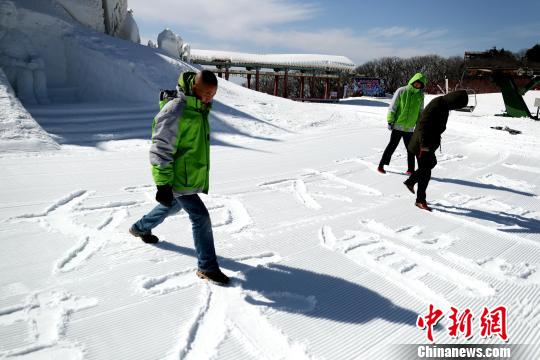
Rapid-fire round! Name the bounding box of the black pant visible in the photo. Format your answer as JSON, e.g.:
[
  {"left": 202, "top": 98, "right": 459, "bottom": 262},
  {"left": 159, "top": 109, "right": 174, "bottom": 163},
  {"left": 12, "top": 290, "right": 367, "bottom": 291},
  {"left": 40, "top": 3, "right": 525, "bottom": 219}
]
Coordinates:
[
  {"left": 405, "top": 151, "right": 437, "bottom": 202},
  {"left": 379, "top": 130, "right": 415, "bottom": 172}
]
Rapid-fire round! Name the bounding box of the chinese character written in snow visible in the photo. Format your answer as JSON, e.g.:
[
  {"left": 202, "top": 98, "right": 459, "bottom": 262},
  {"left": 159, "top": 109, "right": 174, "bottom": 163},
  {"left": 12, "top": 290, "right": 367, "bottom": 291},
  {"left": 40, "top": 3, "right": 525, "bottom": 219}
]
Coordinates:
[
  {"left": 417, "top": 304, "right": 444, "bottom": 342},
  {"left": 480, "top": 306, "right": 508, "bottom": 341},
  {"left": 448, "top": 306, "right": 474, "bottom": 339}
]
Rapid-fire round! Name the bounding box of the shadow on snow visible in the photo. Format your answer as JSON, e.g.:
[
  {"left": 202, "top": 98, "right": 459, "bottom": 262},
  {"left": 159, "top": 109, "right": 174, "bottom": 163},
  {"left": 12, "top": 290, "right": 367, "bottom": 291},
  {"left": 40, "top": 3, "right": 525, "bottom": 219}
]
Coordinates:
[
  {"left": 433, "top": 203, "right": 540, "bottom": 234},
  {"left": 31, "top": 100, "right": 285, "bottom": 150},
  {"left": 431, "top": 177, "right": 536, "bottom": 197},
  {"left": 338, "top": 98, "right": 389, "bottom": 108},
  {"left": 154, "top": 242, "right": 419, "bottom": 327}
]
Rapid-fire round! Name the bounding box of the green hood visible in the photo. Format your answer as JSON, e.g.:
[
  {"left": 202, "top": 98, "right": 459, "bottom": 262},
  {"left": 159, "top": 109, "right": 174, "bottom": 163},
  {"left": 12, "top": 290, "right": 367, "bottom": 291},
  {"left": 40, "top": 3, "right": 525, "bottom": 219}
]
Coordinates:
[
  {"left": 408, "top": 72, "right": 427, "bottom": 93},
  {"left": 408, "top": 72, "right": 427, "bottom": 87},
  {"left": 178, "top": 71, "right": 196, "bottom": 96},
  {"left": 177, "top": 71, "right": 212, "bottom": 112}
]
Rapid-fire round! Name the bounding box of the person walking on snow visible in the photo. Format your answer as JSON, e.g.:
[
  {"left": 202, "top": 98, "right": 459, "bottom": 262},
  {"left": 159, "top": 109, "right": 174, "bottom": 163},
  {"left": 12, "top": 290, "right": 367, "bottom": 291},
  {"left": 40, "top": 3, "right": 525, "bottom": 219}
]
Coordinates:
[
  {"left": 378, "top": 72, "right": 427, "bottom": 175},
  {"left": 403, "top": 90, "right": 468, "bottom": 211},
  {"left": 129, "top": 70, "right": 230, "bottom": 285}
]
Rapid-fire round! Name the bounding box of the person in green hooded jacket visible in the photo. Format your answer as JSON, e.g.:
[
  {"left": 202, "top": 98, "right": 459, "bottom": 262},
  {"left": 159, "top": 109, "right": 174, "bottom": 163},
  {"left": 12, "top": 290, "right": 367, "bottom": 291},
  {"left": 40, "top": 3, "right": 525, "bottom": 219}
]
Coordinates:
[
  {"left": 129, "top": 70, "right": 230, "bottom": 285},
  {"left": 378, "top": 72, "right": 427, "bottom": 174}
]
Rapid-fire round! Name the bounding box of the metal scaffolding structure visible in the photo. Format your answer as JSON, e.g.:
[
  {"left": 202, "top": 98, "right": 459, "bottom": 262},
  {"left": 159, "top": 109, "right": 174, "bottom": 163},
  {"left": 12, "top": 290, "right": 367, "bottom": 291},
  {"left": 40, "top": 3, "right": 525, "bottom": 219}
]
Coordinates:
[{"left": 190, "top": 50, "right": 356, "bottom": 101}]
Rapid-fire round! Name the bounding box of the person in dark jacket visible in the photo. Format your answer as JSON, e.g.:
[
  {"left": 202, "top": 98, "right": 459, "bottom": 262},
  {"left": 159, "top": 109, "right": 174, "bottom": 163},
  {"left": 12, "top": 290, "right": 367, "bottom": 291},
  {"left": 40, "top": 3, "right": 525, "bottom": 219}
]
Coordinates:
[{"left": 403, "top": 90, "right": 468, "bottom": 211}]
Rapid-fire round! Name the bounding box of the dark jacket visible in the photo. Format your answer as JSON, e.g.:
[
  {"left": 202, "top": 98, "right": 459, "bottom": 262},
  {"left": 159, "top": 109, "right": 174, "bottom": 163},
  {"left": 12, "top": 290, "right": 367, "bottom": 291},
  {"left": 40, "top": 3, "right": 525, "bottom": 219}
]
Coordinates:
[{"left": 408, "top": 90, "right": 468, "bottom": 155}]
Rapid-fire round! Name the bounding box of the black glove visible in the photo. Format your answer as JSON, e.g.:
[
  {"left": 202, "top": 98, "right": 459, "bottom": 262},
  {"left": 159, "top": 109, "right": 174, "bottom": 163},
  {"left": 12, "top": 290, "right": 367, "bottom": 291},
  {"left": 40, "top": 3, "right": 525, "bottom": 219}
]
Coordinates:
[
  {"left": 387, "top": 123, "right": 394, "bottom": 131},
  {"left": 156, "top": 184, "right": 174, "bottom": 207}
]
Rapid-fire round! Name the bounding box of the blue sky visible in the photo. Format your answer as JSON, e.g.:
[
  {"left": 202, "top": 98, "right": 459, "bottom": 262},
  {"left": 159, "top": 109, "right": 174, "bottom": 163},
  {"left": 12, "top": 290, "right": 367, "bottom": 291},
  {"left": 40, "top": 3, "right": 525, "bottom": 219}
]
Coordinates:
[{"left": 129, "top": 0, "right": 539, "bottom": 65}]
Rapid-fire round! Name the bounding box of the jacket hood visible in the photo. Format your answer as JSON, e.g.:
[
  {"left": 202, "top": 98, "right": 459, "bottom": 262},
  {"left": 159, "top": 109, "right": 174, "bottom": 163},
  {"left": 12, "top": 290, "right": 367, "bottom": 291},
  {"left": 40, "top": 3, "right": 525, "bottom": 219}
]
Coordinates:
[
  {"left": 442, "top": 90, "right": 468, "bottom": 110},
  {"left": 177, "top": 71, "right": 212, "bottom": 109},
  {"left": 177, "top": 71, "right": 196, "bottom": 96},
  {"left": 408, "top": 72, "right": 427, "bottom": 87}
]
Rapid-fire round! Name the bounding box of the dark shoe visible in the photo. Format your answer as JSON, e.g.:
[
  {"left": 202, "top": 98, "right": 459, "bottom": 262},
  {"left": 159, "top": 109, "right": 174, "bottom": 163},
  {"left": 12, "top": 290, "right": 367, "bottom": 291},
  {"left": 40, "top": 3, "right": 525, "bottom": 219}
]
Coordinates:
[
  {"left": 404, "top": 181, "right": 415, "bottom": 194},
  {"left": 377, "top": 165, "right": 386, "bottom": 174},
  {"left": 415, "top": 201, "right": 432, "bottom": 212},
  {"left": 129, "top": 225, "right": 159, "bottom": 244},
  {"left": 196, "top": 269, "right": 230, "bottom": 285}
]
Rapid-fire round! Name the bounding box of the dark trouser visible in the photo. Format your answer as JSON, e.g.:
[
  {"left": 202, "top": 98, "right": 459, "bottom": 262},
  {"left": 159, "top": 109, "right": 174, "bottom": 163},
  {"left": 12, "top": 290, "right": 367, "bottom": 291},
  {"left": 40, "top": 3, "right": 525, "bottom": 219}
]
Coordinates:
[
  {"left": 379, "top": 129, "right": 415, "bottom": 172},
  {"left": 133, "top": 194, "right": 219, "bottom": 272},
  {"left": 405, "top": 151, "right": 437, "bottom": 202}
]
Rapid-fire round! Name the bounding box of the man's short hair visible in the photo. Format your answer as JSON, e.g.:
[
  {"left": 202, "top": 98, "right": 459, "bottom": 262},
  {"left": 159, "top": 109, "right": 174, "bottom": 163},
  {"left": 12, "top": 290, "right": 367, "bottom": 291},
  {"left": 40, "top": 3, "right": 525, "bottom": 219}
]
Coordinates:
[{"left": 199, "top": 69, "right": 218, "bottom": 87}]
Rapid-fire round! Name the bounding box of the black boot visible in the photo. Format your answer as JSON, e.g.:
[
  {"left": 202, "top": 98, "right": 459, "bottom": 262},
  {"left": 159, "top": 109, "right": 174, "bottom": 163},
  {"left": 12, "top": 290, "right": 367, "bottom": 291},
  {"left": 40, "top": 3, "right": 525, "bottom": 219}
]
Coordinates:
[
  {"left": 404, "top": 180, "right": 415, "bottom": 194},
  {"left": 196, "top": 269, "right": 230, "bottom": 285},
  {"left": 129, "top": 225, "right": 159, "bottom": 244}
]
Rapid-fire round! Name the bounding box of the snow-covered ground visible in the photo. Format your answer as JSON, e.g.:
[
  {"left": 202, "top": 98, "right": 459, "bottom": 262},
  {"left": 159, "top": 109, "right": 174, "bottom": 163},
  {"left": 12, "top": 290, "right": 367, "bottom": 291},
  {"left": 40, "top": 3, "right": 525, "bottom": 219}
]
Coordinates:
[
  {"left": 2, "top": 87, "right": 540, "bottom": 358},
  {"left": 2, "top": 2, "right": 540, "bottom": 360}
]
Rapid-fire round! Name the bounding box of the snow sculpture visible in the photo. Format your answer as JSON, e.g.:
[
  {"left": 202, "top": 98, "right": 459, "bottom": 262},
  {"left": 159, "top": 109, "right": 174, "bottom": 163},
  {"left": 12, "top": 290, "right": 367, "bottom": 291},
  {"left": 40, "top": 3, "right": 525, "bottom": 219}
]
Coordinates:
[
  {"left": 157, "top": 28, "right": 184, "bottom": 59},
  {"left": 54, "top": 0, "right": 105, "bottom": 33},
  {"left": 103, "top": 0, "right": 127, "bottom": 37},
  {"left": 0, "top": 0, "right": 50, "bottom": 104},
  {"left": 55, "top": 0, "right": 140, "bottom": 43},
  {"left": 116, "top": 8, "right": 140, "bottom": 44},
  {"left": 181, "top": 42, "right": 191, "bottom": 62}
]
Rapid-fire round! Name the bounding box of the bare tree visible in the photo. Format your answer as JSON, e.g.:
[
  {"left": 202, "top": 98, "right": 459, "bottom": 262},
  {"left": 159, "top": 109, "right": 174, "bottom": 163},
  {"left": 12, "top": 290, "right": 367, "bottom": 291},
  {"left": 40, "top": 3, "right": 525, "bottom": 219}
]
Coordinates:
[{"left": 355, "top": 55, "right": 465, "bottom": 93}]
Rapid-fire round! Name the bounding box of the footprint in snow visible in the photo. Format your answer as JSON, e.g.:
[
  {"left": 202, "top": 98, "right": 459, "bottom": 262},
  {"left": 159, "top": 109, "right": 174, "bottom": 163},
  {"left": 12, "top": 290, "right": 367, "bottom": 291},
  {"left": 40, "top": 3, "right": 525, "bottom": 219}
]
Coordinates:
[
  {"left": 319, "top": 221, "right": 495, "bottom": 311},
  {"left": 137, "top": 251, "right": 317, "bottom": 360},
  {"left": 9, "top": 190, "right": 140, "bottom": 274},
  {"left": 0, "top": 290, "right": 97, "bottom": 358},
  {"left": 478, "top": 173, "right": 536, "bottom": 194}
]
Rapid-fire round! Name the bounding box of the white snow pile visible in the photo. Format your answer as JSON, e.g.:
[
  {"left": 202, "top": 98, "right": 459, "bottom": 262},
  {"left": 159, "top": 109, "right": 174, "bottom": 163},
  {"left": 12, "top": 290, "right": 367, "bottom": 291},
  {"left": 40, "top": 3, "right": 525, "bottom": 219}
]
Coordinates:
[
  {"left": 0, "top": 0, "right": 190, "bottom": 151},
  {"left": 54, "top": 0, "right": 106, "bottom": 33},
  {"left": 3, "top": 0, "right": 185, "bottom": 105},
  {"left": 54, "top": 0, "right": 140, "bottom": 43},
  {"left": 115, "top": 8, "right": 140, "bottom": 44},
  {"left": 157, "top": 28, "right": 190, "bottom": 62},
  {"left": 0, "top": 0, "right": 359, "bottom": 151},
  {"left": 0, "top": 68, "right": 58, "bottom": 152}
]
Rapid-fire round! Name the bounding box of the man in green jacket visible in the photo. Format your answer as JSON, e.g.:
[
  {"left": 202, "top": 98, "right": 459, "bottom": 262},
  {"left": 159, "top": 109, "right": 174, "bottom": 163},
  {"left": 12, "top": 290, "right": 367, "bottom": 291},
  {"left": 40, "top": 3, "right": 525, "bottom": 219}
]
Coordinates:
[
  {"left": 129, "top": 70, "right": 229, "bottom": 285},
  {"left": 378, "top": 73, "right": 427, "bottom": 174}
]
